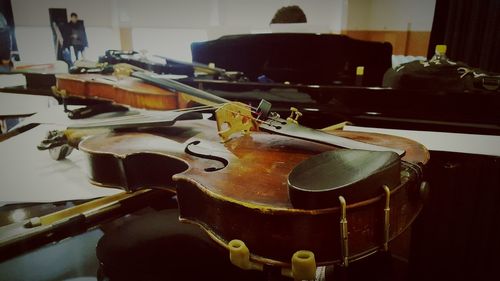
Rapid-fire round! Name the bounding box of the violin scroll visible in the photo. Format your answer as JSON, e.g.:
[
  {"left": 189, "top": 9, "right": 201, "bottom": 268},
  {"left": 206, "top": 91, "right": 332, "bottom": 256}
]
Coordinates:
[
  {"left": 37, "top": 128, "right": 111, "bottom": 160},
  {"left": 37, "top": 130, "right": 73, "bottom": 160}
]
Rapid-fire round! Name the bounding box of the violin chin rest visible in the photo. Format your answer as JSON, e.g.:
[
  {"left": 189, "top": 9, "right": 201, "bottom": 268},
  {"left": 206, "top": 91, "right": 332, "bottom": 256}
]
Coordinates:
[{"left": 287, "top": 149, "right": 401, "bottom": 209}]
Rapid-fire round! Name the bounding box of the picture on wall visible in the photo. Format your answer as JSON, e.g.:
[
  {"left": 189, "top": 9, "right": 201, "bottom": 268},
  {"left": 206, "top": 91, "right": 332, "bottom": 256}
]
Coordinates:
[
  {"left": 0, "top": 0, "right": 19, "bottom": 71},
  {"left": 49, "top": 8, "right": 88, "bottom": 66}
]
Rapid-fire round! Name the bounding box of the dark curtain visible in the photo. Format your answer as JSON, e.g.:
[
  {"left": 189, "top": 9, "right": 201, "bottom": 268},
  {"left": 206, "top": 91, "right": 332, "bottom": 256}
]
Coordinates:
[{"left": 428, "top": 0, "right": 500, "bottom": 73}]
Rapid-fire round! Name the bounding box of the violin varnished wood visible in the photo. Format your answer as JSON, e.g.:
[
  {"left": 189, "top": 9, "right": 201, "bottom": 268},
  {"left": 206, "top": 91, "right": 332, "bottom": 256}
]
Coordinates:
[
  {"left": 55, "top": 74, "right": 180, "bottom": 110},
  {"left": 78, "top": 119, "right": 428, "bottom": 265}
]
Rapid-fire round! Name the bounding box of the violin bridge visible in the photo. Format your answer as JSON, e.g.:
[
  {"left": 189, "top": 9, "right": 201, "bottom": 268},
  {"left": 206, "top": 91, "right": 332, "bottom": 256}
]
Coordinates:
[
  {"left": 215, "top": 102, "right": 258, "bottom": 142},
  {"left": 286, "top": 107, "right": 303, "bottom": 124}
]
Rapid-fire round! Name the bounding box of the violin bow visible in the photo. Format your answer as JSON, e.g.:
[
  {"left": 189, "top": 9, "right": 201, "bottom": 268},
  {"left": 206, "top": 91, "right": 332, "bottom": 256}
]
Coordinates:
[
  {"left": 111, "top": 65, "right": 406, "bottom": 156},
  {"left": 38, "top": 61, "right": 405, "bottom": 156}
]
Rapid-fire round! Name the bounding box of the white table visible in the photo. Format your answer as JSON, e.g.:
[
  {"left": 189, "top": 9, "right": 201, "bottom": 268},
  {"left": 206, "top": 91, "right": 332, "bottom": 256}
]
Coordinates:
[
  {"left": 2, "top": 103, "right": 499, "bottom": 205},
  {"left": 0, "top": 105, "right": 123, "bottom": 205},
  {"left": 345, "top": 125, "right": 500, "bottom": 157}
]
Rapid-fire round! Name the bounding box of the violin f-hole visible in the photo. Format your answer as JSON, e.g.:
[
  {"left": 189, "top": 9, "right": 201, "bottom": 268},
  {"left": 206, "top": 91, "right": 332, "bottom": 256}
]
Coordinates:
[{"left": 184, "top": 140, "right": 228, "bottom": 172}]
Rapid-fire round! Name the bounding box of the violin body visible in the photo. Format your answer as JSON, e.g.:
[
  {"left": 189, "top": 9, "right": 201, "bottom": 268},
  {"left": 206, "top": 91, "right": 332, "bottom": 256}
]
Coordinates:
[
  {"left": 78, "top": 118, "right": 429, "bottom": 266},
  {"left": 54, "top": 74, "right": 180, "bottom": 110}
]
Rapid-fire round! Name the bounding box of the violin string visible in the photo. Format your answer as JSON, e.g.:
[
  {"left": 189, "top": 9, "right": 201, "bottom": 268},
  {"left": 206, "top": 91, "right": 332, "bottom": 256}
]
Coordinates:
[
  {"left": 172, "top": 104, "right": 222, "bottom": 112},
  {"left": 162, "top": 103, "right": 278, "bottom": 127},
  {"left": 74, "top": 104, "right": 276, "bottom": 128},
  {"left": 211, "top": 107, "right": 277, "bottom": 127},
  {"left": 178, "top": 102, "right": 271, "bottom": 125},
  {"left": 115, "top": 106, "right": 221, "bottom": 122},
  {"left": 173, "top": 104, "right": 274, "bottom": 127},
  {"left": 76, "top": 63, "right": 270, "bottom": 127},
  {"left": 116, "top": 64, "right": 262, "bottom": 114},
  {"left": 169, "top": 102, "right": 261, "bottom": 120}
]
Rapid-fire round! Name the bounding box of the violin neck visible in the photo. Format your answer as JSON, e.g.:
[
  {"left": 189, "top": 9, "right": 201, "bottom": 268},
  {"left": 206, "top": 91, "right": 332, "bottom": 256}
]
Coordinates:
[
  {"left": 131, "top": 72, "right": 229, "bottom": 107},
  {"left": 65, "top": 69, "right": 405, "bottom": 155}
]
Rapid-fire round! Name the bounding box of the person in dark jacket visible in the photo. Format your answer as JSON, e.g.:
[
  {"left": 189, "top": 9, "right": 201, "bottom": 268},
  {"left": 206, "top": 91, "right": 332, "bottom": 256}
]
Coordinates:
[
  {"left": 0, "top": 12, "right": 12, "bottom": 70},
  {"left": 67, "top": 12, "right": 88, "bottom": 61}
]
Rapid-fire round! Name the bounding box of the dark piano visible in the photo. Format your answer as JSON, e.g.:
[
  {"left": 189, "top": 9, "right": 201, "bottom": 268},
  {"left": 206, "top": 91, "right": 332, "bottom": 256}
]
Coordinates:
[{"left": 188, "top": 33, "right": 500, "bottom": 135}]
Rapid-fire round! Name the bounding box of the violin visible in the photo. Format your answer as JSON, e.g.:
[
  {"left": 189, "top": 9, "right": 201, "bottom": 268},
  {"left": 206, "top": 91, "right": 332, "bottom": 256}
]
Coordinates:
[
  {"left": 98, "top": 50, "right": 247, "bottom": 81},
  {"left": 52, "top": 73, "right": 181, "bottom": 111},
  {"left": 80, "top": 118, "right": 427, "bottom": 261},
  {"left": 39, "top": 71, "right": 429, "bottom": 279}
]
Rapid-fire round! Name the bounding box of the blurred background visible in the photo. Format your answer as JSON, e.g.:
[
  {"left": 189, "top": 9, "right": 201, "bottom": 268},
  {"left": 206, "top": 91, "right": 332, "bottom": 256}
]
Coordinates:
[{"left": 10, "top": 0, "right": 436, "bottom": 63}]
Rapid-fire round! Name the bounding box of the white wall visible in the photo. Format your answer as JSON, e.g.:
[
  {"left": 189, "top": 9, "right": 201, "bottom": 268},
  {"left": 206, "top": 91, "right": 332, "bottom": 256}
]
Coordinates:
[
  {"left": 14, "top": 27, "right": 55, "bottom": 63},
  {"left": 131, "top": 28, "right": 207, "bottom": 62},
  {"left": 11, "top": 0, "right": 113, "bottom": 27},
  {"left": 11, "top": 0, "right": 119, "bottom": 63},
  {"left": 346, "top": 0, "right": 436, "bottom": 31},
  {"left": 84, "top": 27, "right": 121, "bottom": 61},
  {"left": 368, "top": 0, "right": 436, "bottom": 30},
  {"left": 114, "top": 0, "right": 343, "bottom": 32},
  {"left": 113, "top": 0, "right": 213, "bottom": 28},
  {"left": 9, "top": 0, "right": 433, "bottom": 63},
  {"left": 10, "top": 0, "right": 345, "bottom": 63},
  {"left": 126, "top": 0, "right": 343, "bottom": 59},
  {"left": 13, "top": 26, "right": 120, "bottom": 64},
  {"left": 345, "top": 0, "right": 372, "bottom": 30}
]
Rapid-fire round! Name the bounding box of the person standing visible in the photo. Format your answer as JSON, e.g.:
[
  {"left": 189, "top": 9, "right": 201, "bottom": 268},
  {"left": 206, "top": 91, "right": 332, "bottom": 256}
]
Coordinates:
[
  {"left": 67, "top": 12, "right": 88, "bottom": 61},
  {"left": 0, "top": 12, "right": 12, "bottom": 71}
]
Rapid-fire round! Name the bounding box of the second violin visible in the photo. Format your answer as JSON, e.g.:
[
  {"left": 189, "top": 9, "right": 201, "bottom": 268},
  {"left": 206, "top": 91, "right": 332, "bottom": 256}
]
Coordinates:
[{"left": 52, "top": 73, "right": 181, "bottom": 111}]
